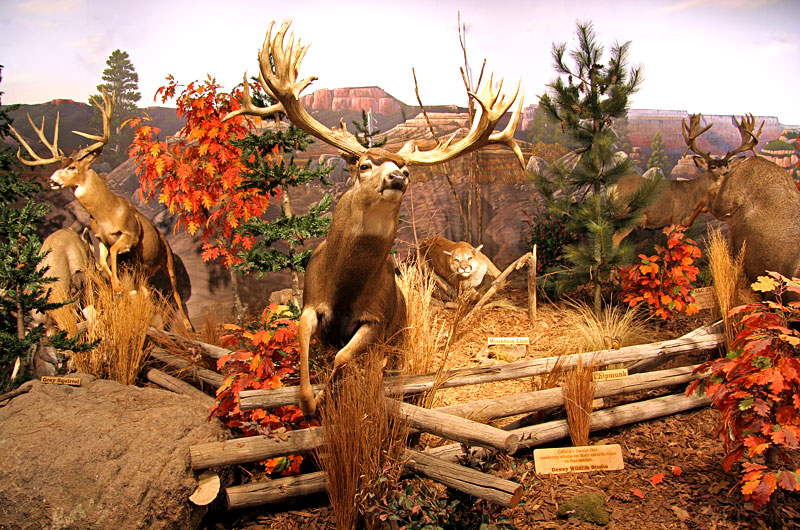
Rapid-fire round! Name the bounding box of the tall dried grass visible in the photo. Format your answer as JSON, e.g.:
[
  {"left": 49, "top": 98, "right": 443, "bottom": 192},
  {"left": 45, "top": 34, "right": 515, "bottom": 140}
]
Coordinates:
[
  {"left": 706, "top": 227, "right": 756, "bottom": 349},
  {"left": 396, "top": 261, "right": 470, "bottom": 408},
  {"left": 316, "top": 354, "right": 408, "bottom": 530},
  {"left": 46, "top": 283, "right": 81, "bottom": 338},
  {"left": 72, "top": 267, "right": 165, "bottom": 384},
  {"left": 563, "top": 357, "right": 596, "bottom": 447}
]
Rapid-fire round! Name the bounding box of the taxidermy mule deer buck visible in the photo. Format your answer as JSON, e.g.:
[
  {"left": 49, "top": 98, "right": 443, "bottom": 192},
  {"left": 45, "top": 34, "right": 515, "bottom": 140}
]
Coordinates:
[
  {"left": 225, "top": 20, "right": 524, "bottom": 416},
  {"left": 683, "top": 113, "right": 800, "bottom": 282},
  {"left": 9, "top": 89, "right": 194, "bottom": 331}
]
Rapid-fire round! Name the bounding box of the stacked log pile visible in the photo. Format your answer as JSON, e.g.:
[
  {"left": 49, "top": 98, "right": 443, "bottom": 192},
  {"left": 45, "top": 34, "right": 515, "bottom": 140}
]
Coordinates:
[{"left": 144, "top": 322, "right": 723, "bottom": 511}]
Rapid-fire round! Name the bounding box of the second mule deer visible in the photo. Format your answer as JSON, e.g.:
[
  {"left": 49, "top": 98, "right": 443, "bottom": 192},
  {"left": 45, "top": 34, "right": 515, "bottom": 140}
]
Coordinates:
[
  {"left": 10, "top": 89, "right": 194, "bottom": 331},
  {"left": 225, "top": 21, "right": 524, "bottom": 416},
  {"left": 683, "top": 113, "right": 800, "bottom": 283}
]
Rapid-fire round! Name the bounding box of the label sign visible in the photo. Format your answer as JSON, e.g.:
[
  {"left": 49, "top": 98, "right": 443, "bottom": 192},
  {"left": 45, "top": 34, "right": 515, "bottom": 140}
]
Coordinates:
[
  {"left": 40, "top": 376, "right": 82, "bottom": 386},
  {"left": 593, "top": 368, "right": 628, "bottom": 382},
  {"left": 534, "top": 444, "right": 624, "bottom": 474},
  {"left": 487, "top": 337, "right": 530, "bottom": 345}
]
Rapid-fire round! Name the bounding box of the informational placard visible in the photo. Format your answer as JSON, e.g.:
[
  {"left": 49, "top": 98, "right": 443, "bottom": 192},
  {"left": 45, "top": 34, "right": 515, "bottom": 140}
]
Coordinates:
[
  {"left": 534, "top": 444, "right": 624, "bottom": 474},
  {"left": 487, "top": 337, "right": 530, "bottom": 345},
  {"left": 592, "top": 368, "right": 628, "bottom": 382},
  {"left": 40, "top": 376, "right": 82, "bottom": 386}
]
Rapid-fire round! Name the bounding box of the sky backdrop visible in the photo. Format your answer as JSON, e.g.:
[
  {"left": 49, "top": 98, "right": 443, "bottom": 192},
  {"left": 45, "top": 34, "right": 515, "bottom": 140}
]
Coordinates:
[{"left": 2, "top": 0, "right": 799, "bottom": 124}]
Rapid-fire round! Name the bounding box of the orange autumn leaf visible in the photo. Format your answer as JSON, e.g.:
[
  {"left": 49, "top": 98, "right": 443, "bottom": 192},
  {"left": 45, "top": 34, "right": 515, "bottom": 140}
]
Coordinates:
[
  {"left": 630, "top": 488, "right": 645, "bottom": 498},
  {"left": 671, "top": 465, "right": 683, "bottom": 476},
  {"left": 649, "top": 473, "right": 665, "bottom": 485}
]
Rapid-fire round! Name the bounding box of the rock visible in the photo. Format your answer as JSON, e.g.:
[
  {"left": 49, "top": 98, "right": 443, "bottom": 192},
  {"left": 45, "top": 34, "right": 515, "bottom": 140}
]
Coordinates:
[
  {"left": 557, "top": 491, "right": 611, "bottom": 526},
  {"left": 0, "top": 374, "right": 229, "bottom": 530}
]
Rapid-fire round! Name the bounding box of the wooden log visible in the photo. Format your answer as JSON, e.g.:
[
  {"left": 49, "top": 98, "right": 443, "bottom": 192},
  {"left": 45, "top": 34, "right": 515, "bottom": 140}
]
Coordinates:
[
  {"left": 147, "top": 327, "right": 232, "bottom": 360},
  {"left": 403, "top": 448, "right": 522, "bottom": 508},
  {"left": 386, "top": 399, "right": 519, "bottom": 454},
  {"left": 427, "top": 392, "right": 712, "bottom": 462},
  {"left": 528, "top": 244, "right": 537, "bottom": 321},
  {"left": 239, "top": 323, "right": 723, "bottom": 411},
  {"left": 144, "top": 367, "right": 216, "bottom": 409},
  {"left": 463, "top": 252, "right": 532, "bottom": 324},
  {"left": 149, "top": 347, "right": 225, "bottom": 388},
  {"left": 436, "top": 364, "right": 706, "bottom": 422},
  {"left": 225, "top": 450, "right": 522, "bottom": 509},
  {"left": 227, "top": 471, "right": 328, "bottom": 509},
  {"left": 191, "top": 428, "right": 324, "bottom": 470}
]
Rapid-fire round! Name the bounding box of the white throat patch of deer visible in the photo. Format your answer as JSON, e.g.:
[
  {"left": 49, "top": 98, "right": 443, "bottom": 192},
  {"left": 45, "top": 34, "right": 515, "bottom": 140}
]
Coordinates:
[
  {"left": 225, "top": 20, "right": 524, "bottom": 416},
  {"left": 9, "top": 88, "right": 195, "bottom": 332}
]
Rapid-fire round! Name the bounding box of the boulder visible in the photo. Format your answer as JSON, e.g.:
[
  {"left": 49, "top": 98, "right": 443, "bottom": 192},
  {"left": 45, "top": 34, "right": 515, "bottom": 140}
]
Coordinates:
[{"left": 0, "top": 374, "right": 229, "bottom": 530}]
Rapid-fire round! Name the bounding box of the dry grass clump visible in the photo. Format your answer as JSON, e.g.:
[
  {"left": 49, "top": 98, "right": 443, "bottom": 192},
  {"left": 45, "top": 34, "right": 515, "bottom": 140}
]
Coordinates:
[
  {"left": 554, "top": 300, "right": 652, "bottom": 355},
  {"left": 396, "top": 261, "right": 470, "bottom": 408},
  {"left": 46, "top": 283, "right": 82, "bottom": 339},
  {"left": 563, "top": 357, "right": 596, "bottom": 446},
  {"left": 706, "top": 227, "right": 757, "bottom": 349},
  {"left": 315, "top": 353, "right": 408, "bottom": 530},
  {"left": 72, "top": 267, "right": 165, "bottom": 384}
]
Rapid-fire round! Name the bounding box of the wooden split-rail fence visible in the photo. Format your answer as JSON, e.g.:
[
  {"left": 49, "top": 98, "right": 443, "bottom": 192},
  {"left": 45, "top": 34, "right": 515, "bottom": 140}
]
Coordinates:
[{"left": 145, "top": 322, "right": 723, "bottom": 510}]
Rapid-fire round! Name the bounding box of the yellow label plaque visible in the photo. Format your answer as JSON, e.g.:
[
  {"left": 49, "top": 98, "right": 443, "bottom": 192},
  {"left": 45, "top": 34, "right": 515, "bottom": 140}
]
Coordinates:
[
  {"left": 40, "top": 376, "right": 82, "bottom": 386},
  {"left": 592, "top": 368, "right": 628, "bottom": 381},
  {"left": 533, "top": 444, "right": 624, "bottom": 474},
  {"left": 487, "top": 337, "right": 530, "bottom": 345}
]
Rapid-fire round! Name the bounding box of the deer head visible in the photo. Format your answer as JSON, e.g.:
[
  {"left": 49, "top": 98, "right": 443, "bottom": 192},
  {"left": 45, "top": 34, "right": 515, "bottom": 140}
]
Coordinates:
[
  {"left": 681, "top": 113, "right": 764, "bottom": 224},
  {"left": 224, "top": 20, "right": 524, "bottom": 416}
]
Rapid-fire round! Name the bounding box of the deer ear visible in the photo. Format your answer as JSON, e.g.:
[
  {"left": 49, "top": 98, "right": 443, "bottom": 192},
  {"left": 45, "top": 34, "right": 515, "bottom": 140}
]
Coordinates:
[{"left": 691, "top": 155, "right": 710, "bottom": 172}]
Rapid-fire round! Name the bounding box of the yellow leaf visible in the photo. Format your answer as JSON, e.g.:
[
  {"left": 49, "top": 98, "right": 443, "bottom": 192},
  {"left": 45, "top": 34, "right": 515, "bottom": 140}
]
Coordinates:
[
  {"left": 149, "top": 144, "right": 161, "bottom": 157},
  {"left": 752, "top": 276, "right": 777, "bottom": 293}
]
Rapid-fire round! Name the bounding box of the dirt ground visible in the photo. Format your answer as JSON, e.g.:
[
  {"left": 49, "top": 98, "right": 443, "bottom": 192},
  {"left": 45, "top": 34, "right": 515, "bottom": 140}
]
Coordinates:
[{"left": 200, "top": 287, "right": 800, "bottom": 530}]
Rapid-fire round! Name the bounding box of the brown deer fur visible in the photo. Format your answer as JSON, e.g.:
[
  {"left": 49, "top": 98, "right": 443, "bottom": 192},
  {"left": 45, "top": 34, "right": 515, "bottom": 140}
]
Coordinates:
[
  {"left": 704, "top": 156, "right": 800, "bottom": 282},
  {"left": 297, "top": 149, "right": 409, "bottom": 415}
]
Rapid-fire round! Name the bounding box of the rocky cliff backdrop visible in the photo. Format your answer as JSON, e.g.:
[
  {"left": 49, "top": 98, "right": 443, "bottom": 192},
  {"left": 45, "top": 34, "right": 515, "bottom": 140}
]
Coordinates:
[{"left": 3, "top": 87, "right": 796, "bottom": 326}]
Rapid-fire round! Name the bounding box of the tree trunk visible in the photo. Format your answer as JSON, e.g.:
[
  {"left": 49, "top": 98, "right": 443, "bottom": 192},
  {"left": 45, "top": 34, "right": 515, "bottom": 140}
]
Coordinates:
[
  {"left": 229, "top": 268, "right": 245, "bottom": 325},
  {"left": 528, "top": 244, "right": 537, "bottom": 321},
  {"left": 144, "top": 367, "right": 216, "bottom": 409},
  {"left": 191, "top": 427, "right": 324, "bottom": 470},
  {"left": 280, "top": 186, "right": 302, "bottom": 307},
  {"left": 766, "top": 447, "right": 783, "bottom": 529},
  {"left": 226, "top": 471, "right": 327, "bottom": 509},
  {"left": 149, "top": 347, "right": 224, "bottom": 388}
]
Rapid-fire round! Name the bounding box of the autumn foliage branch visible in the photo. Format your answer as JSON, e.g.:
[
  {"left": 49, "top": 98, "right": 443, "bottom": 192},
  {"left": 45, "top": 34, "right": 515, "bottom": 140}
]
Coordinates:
[
  {"left": 619, "top": 225, "right": 701, "bottom": 320},
  {"left": 688, "top": 271, "right": 800, "bottom": 508}
]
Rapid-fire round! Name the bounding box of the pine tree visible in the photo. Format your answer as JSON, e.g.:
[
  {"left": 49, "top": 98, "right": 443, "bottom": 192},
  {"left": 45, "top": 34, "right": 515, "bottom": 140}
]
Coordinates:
[
  {"left": 232, "top": 105, "right": 334, "bottom": 307},
  {"left": 531, "top": 21, "right": 657, "bottom": 314},
  {"left": 90, "top": 50, "right": 141, "bottom": 168},
  {"left": 0, "top": 67, "right": 94, "bottom": 391},
  {"left": 647, "top": 132, "right": 670, "bottom": 176},
  {"left": 352, "top": 109, "right": 386, "bottom": 148},
  {"left": 526, "top": 104, "right": 569, "bottom": 146}
]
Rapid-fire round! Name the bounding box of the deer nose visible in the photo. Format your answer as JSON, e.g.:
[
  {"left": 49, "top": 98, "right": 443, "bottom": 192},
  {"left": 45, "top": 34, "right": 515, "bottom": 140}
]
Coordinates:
[{"left": 386, "top": 172, "right": 408, "bottom": 191}]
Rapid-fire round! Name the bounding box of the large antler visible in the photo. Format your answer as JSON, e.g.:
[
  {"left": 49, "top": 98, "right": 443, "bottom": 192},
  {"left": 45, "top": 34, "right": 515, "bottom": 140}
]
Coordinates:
[
  {"left": 399, "top": 74, "right": 524, "bottom": 167},
  {"left": 71, "top": 87, "right": 115, "bottom": 161},
  {"left": 224, "top": 21, "right": 367, "bottom": 158},
  {"left": 682, "top": 112, "right": 763, "bottom": 168},
  {"left": 8, "top": 113, "right": 65, "bottom": 166}
]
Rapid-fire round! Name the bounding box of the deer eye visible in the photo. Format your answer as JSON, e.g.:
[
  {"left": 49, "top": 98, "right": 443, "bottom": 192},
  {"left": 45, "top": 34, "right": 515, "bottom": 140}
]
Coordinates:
[{"left": 359, "top": 164, "right": 370, "bottom": 171}]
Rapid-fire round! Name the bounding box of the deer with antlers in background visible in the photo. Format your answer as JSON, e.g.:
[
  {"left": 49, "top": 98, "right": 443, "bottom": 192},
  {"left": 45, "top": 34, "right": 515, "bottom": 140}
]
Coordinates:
[
  {"left": 682, "top": 113, "right": 800, "bottom": 282},
  {"left": 9, "top": 88, "right": 194, "bottom": 331},
  {"left": 224, "top": 21, "right": 524, "bottom": 416}
]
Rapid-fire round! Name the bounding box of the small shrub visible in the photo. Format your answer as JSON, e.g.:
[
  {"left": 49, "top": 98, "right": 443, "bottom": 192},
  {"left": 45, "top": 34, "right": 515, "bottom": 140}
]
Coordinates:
[
  {"left": 521, "top": 199, "right": 578, "bottom": 276},
  {"left": 688, "top": 271, "right": 800, "bottom": 512},
  {"left": 619, "top": 224, "right": 701, "bottom": 320},
  {"left": 210, "top": 303, "right": 310, "bottom": 476}
]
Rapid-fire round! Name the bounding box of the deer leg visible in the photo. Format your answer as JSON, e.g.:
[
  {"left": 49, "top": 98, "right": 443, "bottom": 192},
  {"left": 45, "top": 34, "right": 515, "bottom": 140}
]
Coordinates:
[
  {"left": 96, "top": 241, "right": 114, "bottom": 283},
  {"left": 297, "top": 307, "right": 319, "bottom": 417},
  {"left": 314, "top": 323, "right": 378, "bottom": 409},
  {"left": 108, "top": 234, "right": 134, "bottom": 293},
  {"left": 681, "top": 200, "right": 707, "bottom": 228},
  {"left": 159, "top": 232, "right": 194, "bottom": 332}
]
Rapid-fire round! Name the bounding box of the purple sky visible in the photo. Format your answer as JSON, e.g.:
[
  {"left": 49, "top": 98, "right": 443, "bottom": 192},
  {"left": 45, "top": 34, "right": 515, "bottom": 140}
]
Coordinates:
[{"left": 2, "top": 0, "right": 798, "bottom": 124}]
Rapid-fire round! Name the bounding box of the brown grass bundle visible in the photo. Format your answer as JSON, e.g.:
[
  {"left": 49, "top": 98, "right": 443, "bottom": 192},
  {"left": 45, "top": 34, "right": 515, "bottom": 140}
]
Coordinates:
[
  {"left": 706, "top": 227, "right": 756, "bottom": 349},
  {"left": 46, "top": 283, "right": 82, "bottom": 339},
  {"left": 315, "top": 353, "right": 408, "bottom": 530},
  {"left": 562, "top": 357, "right": 596, "bottom": 447},
  {"left": 72, "top": 267, "right": 165, "bottom": 384},
  {"left": 555, "top": 299, "right": 652, "bottom": 356},
  {"left": 396, "top": 261, "right": 469, "bottom": 408}
]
